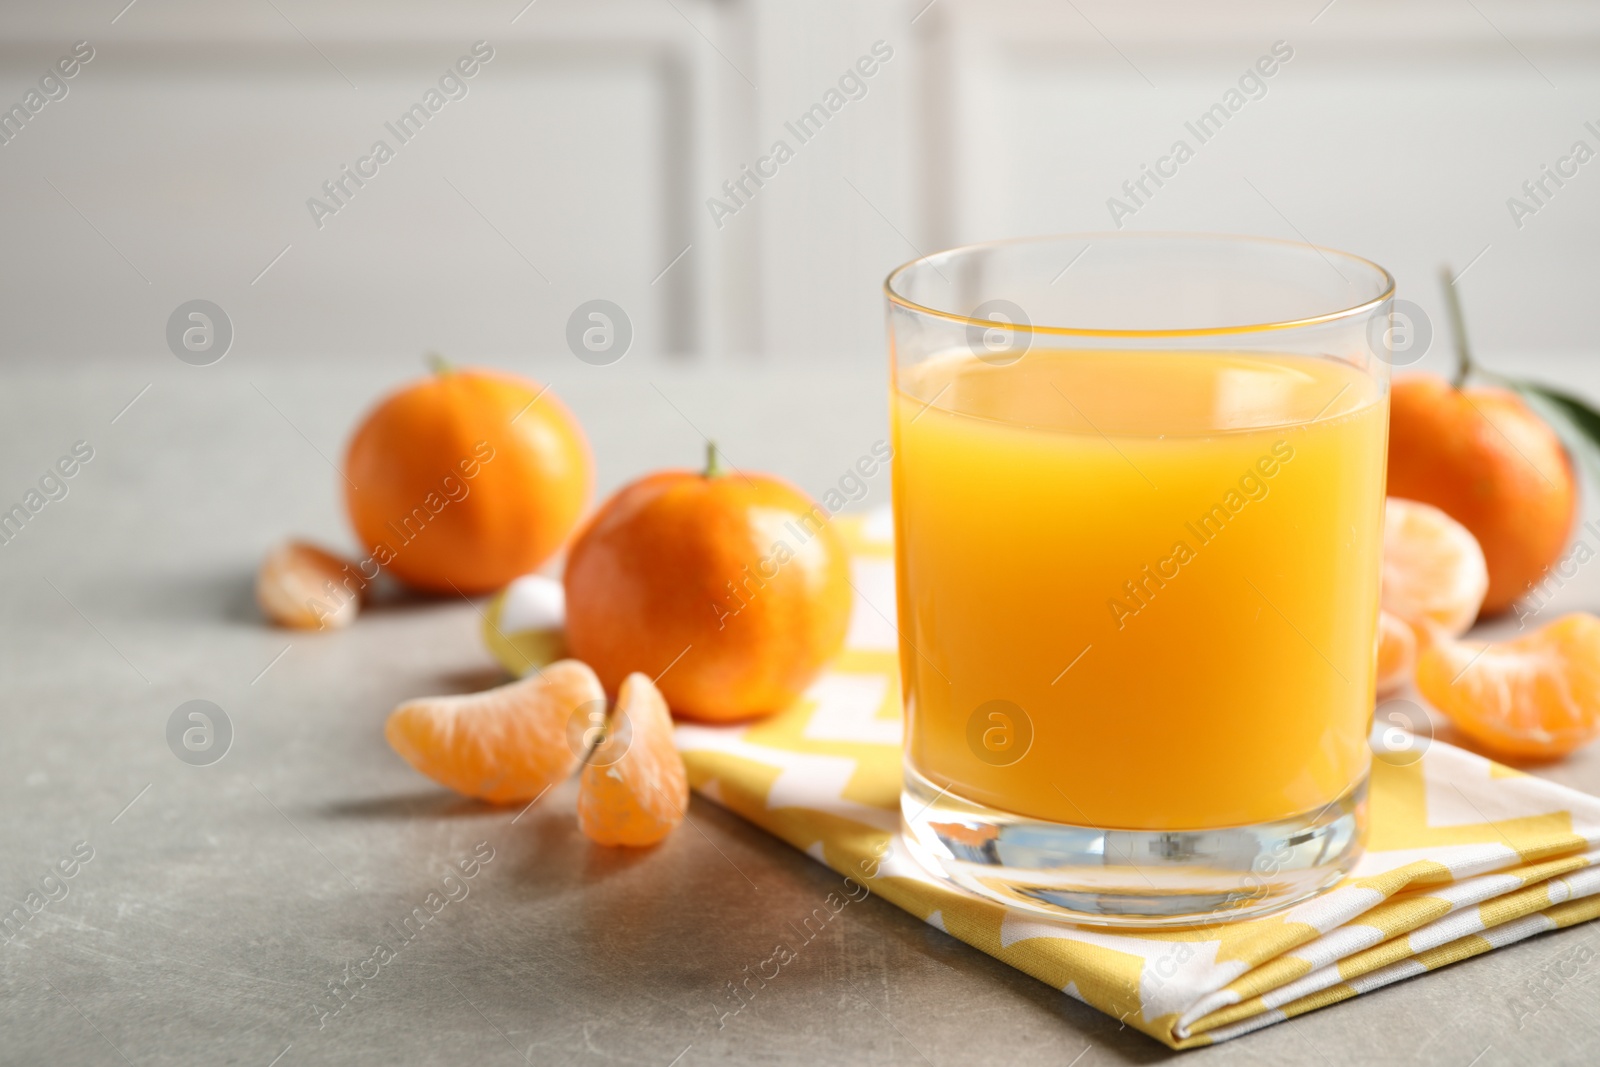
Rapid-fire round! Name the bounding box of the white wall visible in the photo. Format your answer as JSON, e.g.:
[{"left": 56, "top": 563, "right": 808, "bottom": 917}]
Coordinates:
[{"left": 0, "top": 0, "right": 1596, "bottom": 366}]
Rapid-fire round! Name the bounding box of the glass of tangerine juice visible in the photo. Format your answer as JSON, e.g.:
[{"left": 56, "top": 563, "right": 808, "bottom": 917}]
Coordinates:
[{"left": 887, "top": 233, "right": 1393, "bottom": 926}]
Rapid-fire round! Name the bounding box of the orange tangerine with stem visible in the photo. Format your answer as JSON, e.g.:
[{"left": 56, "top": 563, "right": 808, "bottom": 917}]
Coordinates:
[
  {"left": 563, "top": 441, "right": 851, "bottom": 722},
  {"left": 344, "top": 357, "right": 593, "bottom": 596}
]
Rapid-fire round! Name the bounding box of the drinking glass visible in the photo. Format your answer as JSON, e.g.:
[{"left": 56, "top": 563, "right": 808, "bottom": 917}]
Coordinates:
[{"left": 887, "top": 233, "right": 1394, "bottom": 926}]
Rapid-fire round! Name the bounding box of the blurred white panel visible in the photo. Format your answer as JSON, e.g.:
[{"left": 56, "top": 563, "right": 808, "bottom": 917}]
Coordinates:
[
  {"left": 0, "top": 0, "right": 744, "bottom": 362},
  {"left": 919, "top": 0, "right": 1600, "bottom": 362},
  {"left": 740, "top": 0, "right": 919, "bottom": 361},
  {"left": 0, "top": 0, "right": 1595, "bottom": 364}
]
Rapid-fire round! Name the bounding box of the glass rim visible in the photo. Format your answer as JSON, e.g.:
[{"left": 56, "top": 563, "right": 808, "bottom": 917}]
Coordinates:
[{"left": 883, "top": 231, "right": 1397, "bottom": 339}]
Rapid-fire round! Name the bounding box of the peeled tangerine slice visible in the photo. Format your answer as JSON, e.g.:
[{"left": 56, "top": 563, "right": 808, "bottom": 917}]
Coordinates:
[
  {"left": 257, "top": 540, "right": 367, "bottom": 630},
  {"left": 385, "top": 659, "right": 604, "bottom": 803},
  {"left": 1376, "top": 609, "right": 1416, "bottom": 697},
  {"left": 1382, "top": 497, "right": 1489, "bottom": 639},
  {"left": 579, "top": 673, "right": 689, "bottom": 847},
  {"left": 1417, "top": 613, "right": 1600, "bottom": 760}
]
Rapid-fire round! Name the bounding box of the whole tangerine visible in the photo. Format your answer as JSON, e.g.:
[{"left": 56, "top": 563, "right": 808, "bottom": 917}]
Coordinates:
[
  {"left": 344, "top": 358, "right": 592, "bottom": 595},
  {"left": 1387, "top": 372, "right": 1575, "bottom": 616},
  {"left": 563, "top": 443, "right": 852, "bottom": 722}
]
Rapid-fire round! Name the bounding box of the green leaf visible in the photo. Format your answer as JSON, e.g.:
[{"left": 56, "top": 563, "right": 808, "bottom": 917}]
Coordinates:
[{"left": 1506, "top": 379, "right": 1600, "bottom": 482}]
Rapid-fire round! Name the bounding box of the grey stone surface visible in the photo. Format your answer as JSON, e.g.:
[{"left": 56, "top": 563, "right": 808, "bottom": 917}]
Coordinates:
[{"left": 2, "top": 351, "right": 1599, "bottom": 1066}]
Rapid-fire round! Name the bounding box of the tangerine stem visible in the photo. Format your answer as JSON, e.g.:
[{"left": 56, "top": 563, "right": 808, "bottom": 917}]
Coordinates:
[
  {"left": 1439, "top": 265, "right": 1474, "bottom": 389},
  {"left": 426, "top": 351, "right": 455, "bottom": 376},
  {"left": 703, "top": 440, "right": 725, "bottom": 479}
]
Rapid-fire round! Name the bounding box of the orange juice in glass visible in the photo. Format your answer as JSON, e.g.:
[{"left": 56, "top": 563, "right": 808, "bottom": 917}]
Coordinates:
[{"left": 887, "top": 235, "right": 1393, "bottom": 926}]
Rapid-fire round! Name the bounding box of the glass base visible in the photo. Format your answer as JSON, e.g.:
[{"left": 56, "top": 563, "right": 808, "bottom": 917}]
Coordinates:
[{"left": 901, "top": 764, "right": 1367, "bottom": 928}]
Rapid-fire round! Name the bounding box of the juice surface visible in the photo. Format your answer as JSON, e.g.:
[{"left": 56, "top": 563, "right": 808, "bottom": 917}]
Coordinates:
[{"left": 892, "top": 348, "right": 1387, "bottom": 830}]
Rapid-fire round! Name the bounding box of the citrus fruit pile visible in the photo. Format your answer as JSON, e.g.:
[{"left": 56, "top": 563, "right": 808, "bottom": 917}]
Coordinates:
[
  {"left": 254, "top": 359, "right": 851, "bottom": 846},
  {"left": 1389, "top": 374, "right": 1576, "bottom": 615},
  {"left": 1381, "top": 368, "right": 1600, "bottom": 762},
  {"left": 381, "top": 438, "right": 848, "bottom": 843}
]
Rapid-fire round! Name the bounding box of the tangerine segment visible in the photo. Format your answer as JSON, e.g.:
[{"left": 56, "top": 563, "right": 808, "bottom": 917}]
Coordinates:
[
  {"left": 1416, "top": 613, "right": 1600, "bottom": 760},
  {"left": 1376, "top": 609, "right": 1416, "bottom": 697},
  {"left": 578, "top": 673, "right": 688, "bottom": 847},
  {"left": 257, "top": 540, "right": 367, "bottom": 630},
  {"left": 384, "top": 659, "right": 603, "bottom": 803},
  {"left": 1382, "top": 497, "right": 1488, "bottom": 637}
]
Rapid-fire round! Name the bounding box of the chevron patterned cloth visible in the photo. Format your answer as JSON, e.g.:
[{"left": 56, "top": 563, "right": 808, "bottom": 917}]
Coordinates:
[{"left": 489, "top": 512, "right": 1600, "bottom": 1048}]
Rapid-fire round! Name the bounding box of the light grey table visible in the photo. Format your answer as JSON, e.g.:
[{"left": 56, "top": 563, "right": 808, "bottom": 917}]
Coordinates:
[{"left": 3, "top": 350, "right": 1599, "bottom": 1066}]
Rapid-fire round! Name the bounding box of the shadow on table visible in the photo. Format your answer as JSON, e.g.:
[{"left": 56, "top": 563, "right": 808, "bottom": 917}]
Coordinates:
[
  {"left": 685, "top": 799, "right": 1184, "bottom": 1063},
  {"left": 399, "top": 790, "right": 1189, "bottom": 1063},
  {"left": 111, "top": 561, "right": 499, "bottom": 630},
  {"left": 424, "top": 664, "right": 514, "bottom": 694},
  {"left": 316, "top": 789, "right": 505, "bottom": 822},
  {"left": 92, "top": 563, "right": 261, "bottom": 626}
]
